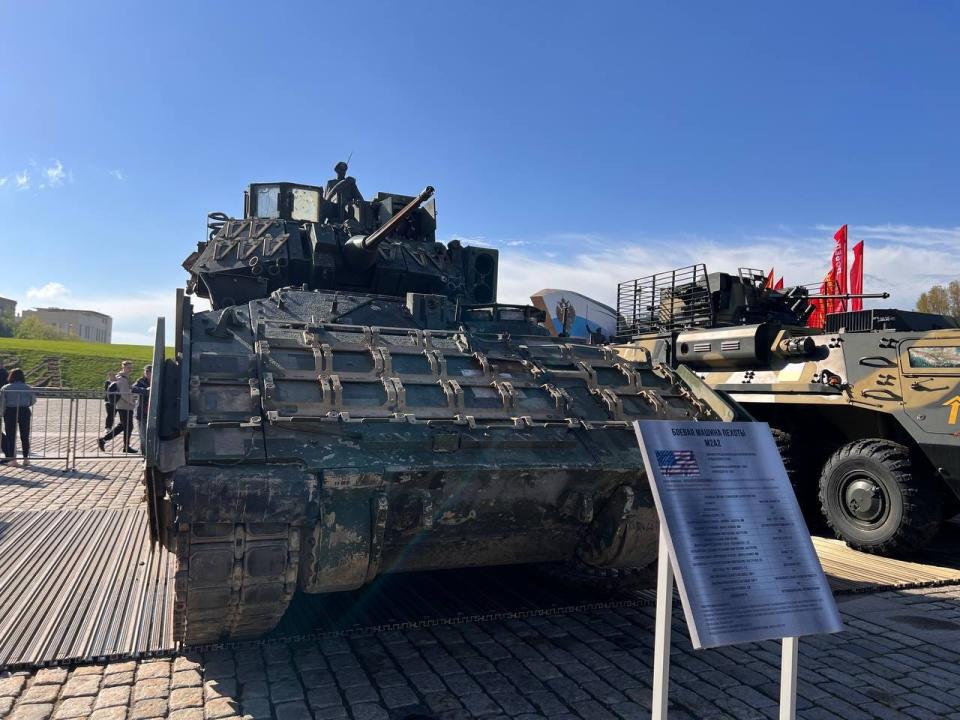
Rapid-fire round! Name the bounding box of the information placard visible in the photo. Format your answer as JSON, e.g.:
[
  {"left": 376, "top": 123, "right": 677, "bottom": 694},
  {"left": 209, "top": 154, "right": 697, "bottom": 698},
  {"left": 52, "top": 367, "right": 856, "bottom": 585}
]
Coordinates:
[{"left": 634, "top": 420, "right": 843, "bottom": 649}]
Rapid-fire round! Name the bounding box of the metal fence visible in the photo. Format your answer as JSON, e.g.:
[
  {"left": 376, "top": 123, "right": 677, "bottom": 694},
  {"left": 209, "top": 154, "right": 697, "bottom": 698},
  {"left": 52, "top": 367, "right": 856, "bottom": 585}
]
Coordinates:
[{"left": 1, "top": 388, "right": 145, "bottom": 470}]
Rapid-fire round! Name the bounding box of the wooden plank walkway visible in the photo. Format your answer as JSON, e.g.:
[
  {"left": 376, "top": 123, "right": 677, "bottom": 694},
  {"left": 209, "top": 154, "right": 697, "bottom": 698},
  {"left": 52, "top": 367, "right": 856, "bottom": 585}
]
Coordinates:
[{"left": 2, "top": 458, "right": 960, "bottom": 668}]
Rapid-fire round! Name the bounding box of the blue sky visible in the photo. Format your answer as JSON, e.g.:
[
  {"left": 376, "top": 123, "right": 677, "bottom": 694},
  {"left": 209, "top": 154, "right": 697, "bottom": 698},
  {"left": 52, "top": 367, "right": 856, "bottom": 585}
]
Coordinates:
[{"left": 1, "top": 1, "right": 958, "bottom": 343}]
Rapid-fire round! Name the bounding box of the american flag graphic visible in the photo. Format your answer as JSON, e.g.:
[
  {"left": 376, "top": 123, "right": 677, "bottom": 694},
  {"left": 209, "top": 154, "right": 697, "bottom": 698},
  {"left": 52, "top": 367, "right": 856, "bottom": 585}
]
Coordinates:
[{"left": 655, "top": 449, "right": 700, "bottom": 477}]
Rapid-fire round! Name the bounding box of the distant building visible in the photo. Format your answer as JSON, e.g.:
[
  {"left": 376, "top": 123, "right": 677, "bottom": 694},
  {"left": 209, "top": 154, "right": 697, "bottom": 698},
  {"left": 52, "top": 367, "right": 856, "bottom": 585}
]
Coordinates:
[
  {"left": 21, "top": 307, "right": 113, "bottom": 343},
  {"left": 0, "top": 297, "right": 15, "bottom": 318}
]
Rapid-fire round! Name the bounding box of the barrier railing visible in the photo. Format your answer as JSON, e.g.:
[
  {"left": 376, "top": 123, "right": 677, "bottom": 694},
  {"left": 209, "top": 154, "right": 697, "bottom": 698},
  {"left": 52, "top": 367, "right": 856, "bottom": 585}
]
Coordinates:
[{"left": 1, "top": 388, "right": 146, "bottom": 471}]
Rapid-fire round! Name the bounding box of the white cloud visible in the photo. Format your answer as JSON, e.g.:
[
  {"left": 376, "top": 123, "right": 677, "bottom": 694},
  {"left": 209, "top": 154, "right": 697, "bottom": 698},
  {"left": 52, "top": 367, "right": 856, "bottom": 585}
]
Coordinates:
[
  {"left": 26, "top": 282, "right": 70, "bottom": 302},
  {"left": 0, "top": 177, "right": 7, "bottom": 187},
  {"left": 15, "top": 171, "right": 29, "bottom": 190},
  {"left": 109, "top": 169, "right": 124, "bottom": 181},
  {"left": 44, "top": 160, "right": 65, "bottom": 187},
  {"left": 491, "top": 224, "right": 960, "bottom": 313}
]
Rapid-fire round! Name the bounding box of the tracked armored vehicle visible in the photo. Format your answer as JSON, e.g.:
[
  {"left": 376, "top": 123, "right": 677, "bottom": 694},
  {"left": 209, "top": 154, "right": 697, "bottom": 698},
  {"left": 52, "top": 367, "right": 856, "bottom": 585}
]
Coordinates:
[
  {"left": 615, "top": 265, "right": 960, "bottom": 556},
  {"left": 143, "top": 165, "right": 739, "bottom": 644}
]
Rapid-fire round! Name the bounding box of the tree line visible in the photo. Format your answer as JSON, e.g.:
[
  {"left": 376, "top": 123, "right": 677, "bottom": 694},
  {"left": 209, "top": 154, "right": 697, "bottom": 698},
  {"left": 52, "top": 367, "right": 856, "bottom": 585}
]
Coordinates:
[
  {"left": 0, "top": 313, "right": 68, "bottom": 340},
  {"left": 916, "top": 280, "right": 960, "bottom": 317}
]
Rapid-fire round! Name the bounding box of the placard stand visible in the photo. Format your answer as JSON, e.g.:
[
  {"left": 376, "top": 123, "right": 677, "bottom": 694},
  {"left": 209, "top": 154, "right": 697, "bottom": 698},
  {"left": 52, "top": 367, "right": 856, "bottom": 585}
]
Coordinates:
[{"left": 651, "top": 529, "right": 799, "bottom": 720}]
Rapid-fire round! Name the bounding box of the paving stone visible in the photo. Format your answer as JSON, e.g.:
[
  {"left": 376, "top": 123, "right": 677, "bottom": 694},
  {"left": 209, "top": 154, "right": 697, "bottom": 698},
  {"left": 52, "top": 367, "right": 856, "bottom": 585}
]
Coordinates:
[
  {"left": 274, "top": 701, "right": 313, "bottom": 720},
  {"left": 134, "top": 662, "right": 171, "bottom": 682},
  {"left": 60, "top": 675, "right": 101, "bottom": 698},
  {"left": 424, "top": 692, "right": 464, "bottom": 714},
  {"left": 71, "top": 665, "right": 105, "bottom": 677},
  {"left": 133, "top": 678, "right": 169, "bottom": 701},
  {"left": 21, "top": 685, "right": 61, "bottom": 704},
  {"left": 172, "top": 670, "right": 202, "bottom": 689},
  {"left": 0, "top": 696, "right": 13, "bottom": 718},
  {"left": 102, "top": 672, "right": 134, "bottom": 688},
  {"left": 313, "top": 704, "right": 349, "bottom": 719},
  {"left": 32, "top": 669, "right": 68, "bottom": 686},
  {"left": 129, "top": 697, "right": 168, "bottom": 719},
  {"left": 89, "top": 708, "right": 127, "bottom": 720},
  {"left": 173, "top": 656, "right": 202, "bottom": 673},
  {"left": 269, "top": 680, "right": 304, "bottom": 704},
  {"left": 239, "top": 697, "right": 272, "bottom": 718},
  {"left": 53, "top": 696, "right": 95, "bottom": 719},
  {"left": 202, "top": 697, "right": 238, "bottom": 719},
  {"left": 444, "top": 674, "right": 481, "bottom": 696},
  {"left": 408, "top": 672, "right": 446, "bottom": 694},
  {"left": 94, "top": 685, "right": 131, "bottom": 709},
  {"left": 349, "top": 704, "right": 389, "bottom": 720},
  {"left": 204, "top": 679, "right": 237, "bottom": 701},
  {"left": 343, "top": 684, "right": 379, "bottom": 704},
  {"left": 169, "top": 710, "right": 204, "bottom": 720},
  {"left": 461, "top": 692, "right": 503, "bottom": 717},
  {"left": 10, "top": 704, "right": 54, "bottom": 720},
  {"left": 380, "top": 686, "right": 419, "bottom": 709},
  {"left": 104, "top": 662, "right": 137, "bottom": 676},
  {"left": 170, "top": 686, "right": 204, "bottom": 710}
]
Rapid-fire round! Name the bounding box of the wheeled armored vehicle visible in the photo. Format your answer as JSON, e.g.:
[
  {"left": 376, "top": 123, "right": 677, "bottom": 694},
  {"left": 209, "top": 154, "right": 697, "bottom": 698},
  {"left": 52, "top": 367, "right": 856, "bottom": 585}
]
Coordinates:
[
  {"left": 615, "top": 265, "right": 960, "bottom": 556},
  {"left": 143, "top": 165, "right": 740, "bottom": 644}
]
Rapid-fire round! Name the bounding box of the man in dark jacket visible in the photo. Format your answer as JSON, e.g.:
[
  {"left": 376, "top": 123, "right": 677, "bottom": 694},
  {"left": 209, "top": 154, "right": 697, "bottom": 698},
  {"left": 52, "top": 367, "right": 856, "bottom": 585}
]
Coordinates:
[
  {"left": 99, "top": 361, "right": 137, "bottom": 453},
  {"left": 131, "top": 365, "right": 151, "bottom": 455},
  {"left": 103, "top": 372, "right": 117, "bottom": 429},
  {"left": 0, "top": 363, "right": 7, "bottom": 452}
]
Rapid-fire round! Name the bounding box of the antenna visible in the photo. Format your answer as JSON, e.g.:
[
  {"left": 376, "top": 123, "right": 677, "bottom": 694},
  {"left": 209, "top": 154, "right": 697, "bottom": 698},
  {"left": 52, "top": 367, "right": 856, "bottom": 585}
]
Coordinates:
[{"left": 346, "top": 150, "right": 354, "bottom": 165}]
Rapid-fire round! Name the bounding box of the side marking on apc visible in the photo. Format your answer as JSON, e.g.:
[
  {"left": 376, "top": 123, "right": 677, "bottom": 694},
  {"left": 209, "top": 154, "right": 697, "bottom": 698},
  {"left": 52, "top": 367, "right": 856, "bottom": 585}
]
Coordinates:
[{"left": 945, "top": 395, "right": 960, "bottom": 425}]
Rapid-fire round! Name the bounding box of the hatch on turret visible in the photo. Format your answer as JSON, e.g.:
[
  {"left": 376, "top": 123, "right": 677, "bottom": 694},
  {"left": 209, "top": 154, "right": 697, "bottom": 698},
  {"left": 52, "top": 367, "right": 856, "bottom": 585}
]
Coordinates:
[{"left": 245, "top": 183, "right": 325, "bottom": 222}]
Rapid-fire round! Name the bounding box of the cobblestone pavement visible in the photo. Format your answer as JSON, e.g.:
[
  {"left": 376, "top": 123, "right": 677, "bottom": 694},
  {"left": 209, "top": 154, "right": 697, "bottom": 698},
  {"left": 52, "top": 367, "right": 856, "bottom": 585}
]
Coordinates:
[
  {"left": 2, "top": 585, "right": 960, "bottom": 719},
  {"left": 0, "top": 458, "right": 143, "bottom": 512}
]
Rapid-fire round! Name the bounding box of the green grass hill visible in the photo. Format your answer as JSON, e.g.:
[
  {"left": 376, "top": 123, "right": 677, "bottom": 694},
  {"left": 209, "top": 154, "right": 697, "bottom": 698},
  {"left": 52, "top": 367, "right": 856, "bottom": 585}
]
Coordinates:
[{"left": 0, "top": 338, "right": 173, "bottom": 390}]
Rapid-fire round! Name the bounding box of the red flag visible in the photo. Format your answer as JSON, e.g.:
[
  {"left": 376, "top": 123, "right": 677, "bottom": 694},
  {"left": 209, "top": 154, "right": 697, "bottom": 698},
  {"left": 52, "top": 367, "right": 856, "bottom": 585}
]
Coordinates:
[
  {"left": 808, "top": 269, "right": 836, "bottom": 328},
  {"left": 774, "top": 277, "right": 784, "bottom": 291},
  {"left": 765, "top": 268, "right": 775, "bottom": 289},
  {"left": 850, "top": 240, "right": 864, "bottom": 311},
  {"left": 832, "top": 225, "right": 848, "bottom": 311}
]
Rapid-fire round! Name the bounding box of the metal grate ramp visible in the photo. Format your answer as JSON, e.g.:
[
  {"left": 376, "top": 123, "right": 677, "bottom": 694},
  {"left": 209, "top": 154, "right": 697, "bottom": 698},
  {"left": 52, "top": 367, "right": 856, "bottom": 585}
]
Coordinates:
[
  {"left": 816, "top": 533, "right": 960, "bottom": 594},
  {"left": 0, "top": 506, "right": 175, "bottom": 667}
]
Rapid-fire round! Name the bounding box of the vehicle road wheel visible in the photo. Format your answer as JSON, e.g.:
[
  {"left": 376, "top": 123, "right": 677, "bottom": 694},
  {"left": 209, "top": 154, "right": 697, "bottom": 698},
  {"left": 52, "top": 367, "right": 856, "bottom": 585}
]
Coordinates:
[{"left": 819, "top": 439, "right": 941, "bottom": 556}]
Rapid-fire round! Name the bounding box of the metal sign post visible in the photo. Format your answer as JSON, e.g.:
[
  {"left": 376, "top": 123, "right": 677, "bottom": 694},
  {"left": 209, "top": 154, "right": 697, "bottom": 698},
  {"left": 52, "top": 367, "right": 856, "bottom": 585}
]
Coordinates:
[
  {"left": 651, "top": 527, "right": 673, "bottom": 720},
  {"left": 637, "top": 419, "right": 841, "bottom": 720}
]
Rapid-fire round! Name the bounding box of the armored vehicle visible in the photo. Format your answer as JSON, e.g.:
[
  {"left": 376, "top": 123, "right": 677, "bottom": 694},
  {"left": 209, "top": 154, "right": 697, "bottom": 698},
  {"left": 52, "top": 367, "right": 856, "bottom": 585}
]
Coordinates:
[
  {"left": 615, "top": 265, "right": 960, "bottom": 556},
  {"left": 143, "top": 165, "right": 740, "bottom": 644}
]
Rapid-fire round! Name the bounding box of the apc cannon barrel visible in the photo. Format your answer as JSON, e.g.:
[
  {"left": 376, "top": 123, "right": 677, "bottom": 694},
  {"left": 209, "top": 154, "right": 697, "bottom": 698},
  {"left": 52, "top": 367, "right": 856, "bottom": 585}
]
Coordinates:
[
  {"left": 807, "top": 292, "right": 891, "bottom": 300},
  {"left": 344, "top": 186, "right": 434, "bottom": 268}
]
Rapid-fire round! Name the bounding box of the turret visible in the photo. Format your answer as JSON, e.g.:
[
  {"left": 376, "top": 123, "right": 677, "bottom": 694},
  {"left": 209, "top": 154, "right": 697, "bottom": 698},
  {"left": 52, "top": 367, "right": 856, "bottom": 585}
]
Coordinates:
[{"left": 182, "top": 164, "right": 497, "bottom": 310}]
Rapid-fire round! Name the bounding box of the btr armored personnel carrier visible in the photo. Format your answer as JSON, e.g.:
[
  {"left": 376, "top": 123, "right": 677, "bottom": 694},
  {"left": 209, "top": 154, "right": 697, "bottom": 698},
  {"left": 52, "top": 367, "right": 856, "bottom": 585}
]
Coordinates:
[
  {"left": 615, "top": 265, "right": 960, "bottom": 556},
  {"left": 143, "top": 165, "right": 740, "bottom": 644}
]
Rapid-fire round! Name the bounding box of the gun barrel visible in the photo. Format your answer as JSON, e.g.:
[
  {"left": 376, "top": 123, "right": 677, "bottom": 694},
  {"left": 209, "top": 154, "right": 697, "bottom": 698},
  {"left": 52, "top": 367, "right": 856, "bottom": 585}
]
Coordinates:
[
  {"left": 361, "top": 186, "right": 435, "bottom": 250},
  {"left": 808, "top": 292, "right": 890, "bottom": 300}
]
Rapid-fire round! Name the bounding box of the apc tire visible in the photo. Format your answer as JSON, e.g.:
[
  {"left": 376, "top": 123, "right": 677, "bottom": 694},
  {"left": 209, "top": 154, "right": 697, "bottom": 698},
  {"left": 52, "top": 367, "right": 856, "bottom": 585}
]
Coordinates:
[
  {"left": 819, "top": 439, "right": 941, "bottom": 556},
  {"left": 771, "top": 426, "right": 825, "bottom": 532}
]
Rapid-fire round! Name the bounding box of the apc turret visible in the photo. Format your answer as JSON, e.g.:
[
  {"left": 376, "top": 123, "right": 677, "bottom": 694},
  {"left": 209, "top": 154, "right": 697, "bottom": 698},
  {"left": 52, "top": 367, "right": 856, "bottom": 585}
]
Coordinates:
[{"left": 183, "top": 164, "right": 496, "bottom": 311}]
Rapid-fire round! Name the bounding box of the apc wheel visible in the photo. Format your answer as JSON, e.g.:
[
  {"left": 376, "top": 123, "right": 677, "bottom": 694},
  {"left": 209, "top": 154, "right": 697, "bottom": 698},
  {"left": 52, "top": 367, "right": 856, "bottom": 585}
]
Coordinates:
[
  {"left": 771, "top": 426, "right": 825, "bottom": 532},
  {"left": 819, "top": 439, "right": 941, "bottom": 556}
]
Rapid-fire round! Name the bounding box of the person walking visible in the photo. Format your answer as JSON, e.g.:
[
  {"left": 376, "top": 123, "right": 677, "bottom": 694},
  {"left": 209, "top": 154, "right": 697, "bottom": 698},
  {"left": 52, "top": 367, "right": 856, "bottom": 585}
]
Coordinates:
[
  {"left": 103, "top": 371, "right": 118, "bottom": 430},
  {"left": 98, "top": 360, "right": 138, "bottom": 453},
  {"left": 1, "top": 368, "right": 37, "bottom": 467},
  {"left": 0, "top": 362, "right": 8, "bottom": 454},
  {"left": 132, "top": 364, "right": 152, "bottom": 455}
]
